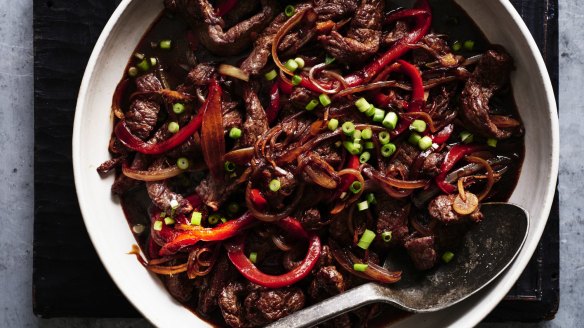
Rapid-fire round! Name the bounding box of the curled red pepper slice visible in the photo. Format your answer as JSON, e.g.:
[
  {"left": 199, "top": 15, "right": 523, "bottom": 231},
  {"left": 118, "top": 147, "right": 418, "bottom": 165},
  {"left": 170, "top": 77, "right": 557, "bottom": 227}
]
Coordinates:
[
  {"left": 115, "top": 81, "right": 218, "bottom": 155},
  {"left": 226, "top": 218, "right": 321, "bottom": 288},
  {"left": 159, "top": 211, "right": 257, "bottom": 256},
  {"left": 435, "top": 144, "right": 485, "bottom": 193},
  {"left": 397, "top": 60, "right": 425, "bottom": 112},
  {"left": 431, "top": 124, "right": 454, "bottom": 145},
  {"left": 249, "top": 188, "right": 268, "bottom": 209}
]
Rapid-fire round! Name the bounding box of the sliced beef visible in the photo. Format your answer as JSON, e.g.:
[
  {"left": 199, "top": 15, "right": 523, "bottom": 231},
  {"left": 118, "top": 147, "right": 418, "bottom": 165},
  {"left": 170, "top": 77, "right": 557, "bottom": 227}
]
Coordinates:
[
  {"left": 244, "top": 287, "right": 305, "bottom": 326},
  {"left": 318, "top": 0, "right": 384, "bottom": 64},
  {"left": 404, "top": 236, "right": 437, "bottom": 270},
  {"left": 97, "top": 156, "right": 124, "bottom": 174},
  {"left": 382, "top": 20, "right": 408, "bottom": 46},
  {"left": 258, "top": 167, "right": 296, "bottom": 211},
  {"left": 164, "top": 272, "right": 194, "bottom": 303},
  {"left": 289, "top": 87, "right": 317, "bottom": 109},
  {"left": 386, "top": 143, "right": 420, "bottom": 179},
  {"left": 195, "top": 174, "right": 240, "bottom": 210},
  {"left": 329, "top": 211, "right": 352, "bottom": 245},
  {"left": 222, "top": 100, "right": 242, "bottom": 133},
  {"left": 125, "top": 73, "right": 164, "bottom": 140},
  {"left": 111, "top": 153, "right": 149, "bottom": 195},
  {"left": 412, "top": 34, "right": 455, "bottom": 66},
  {"left": 298, "top": 208, "right": 322, "bottom": 231},
  {"left": 187, "top": 62, "right": 216, "bottom": 86},
  {"left": 308, "top": 266, "right": 346, "bottom": 301},
  {"left": 428, "top": 194, "right": 483, "bottom": 224},
  {"left": 314, "top": 0, "right": 358, "bottom": 21},
  {"left": 240, "top": 85, "right": 269, "bottom": 147},
  {"left": 375, "top": 194, "right": 410, "bottom": 246},
  {"left": 460, "top": 49, "right": 514, "bottom": 139},
  {"left": 218, "top": 282, "right": 248, "bottom": 328},
  {"left": 135, "top": 73, "right": 164, "bottom": 92},
  {"left": 421, "top": 152, "right": 445, "bottom": 178},
  {"left": 198, "top": 254, "right": 235, "bottom": 314},
  {"left": 315, "top": 143, "right": 342, "bottom": 168},
  {"left": 146, "top": 158, "right": 193, "bottom": 214}
]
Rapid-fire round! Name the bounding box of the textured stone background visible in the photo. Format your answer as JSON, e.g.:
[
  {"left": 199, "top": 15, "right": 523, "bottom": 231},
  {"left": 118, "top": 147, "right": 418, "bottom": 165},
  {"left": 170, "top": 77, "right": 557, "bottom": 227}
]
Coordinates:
[{"left": 0, "top": 0, "right": 580, "bottom": 327}]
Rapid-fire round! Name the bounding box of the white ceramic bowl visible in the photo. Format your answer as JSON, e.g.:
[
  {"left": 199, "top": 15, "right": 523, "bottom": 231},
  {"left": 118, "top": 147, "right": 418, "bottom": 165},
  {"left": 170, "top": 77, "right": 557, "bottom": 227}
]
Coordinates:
[{"left": 73, "top": 0, "right": 559, "bottom": 327}]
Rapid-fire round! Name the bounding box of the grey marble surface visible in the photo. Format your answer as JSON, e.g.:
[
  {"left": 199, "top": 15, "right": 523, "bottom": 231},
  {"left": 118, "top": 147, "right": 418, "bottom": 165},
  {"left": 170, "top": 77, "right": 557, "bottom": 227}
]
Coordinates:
[{"left": 0, "top": 0, "right": 581, "bottom": 327}]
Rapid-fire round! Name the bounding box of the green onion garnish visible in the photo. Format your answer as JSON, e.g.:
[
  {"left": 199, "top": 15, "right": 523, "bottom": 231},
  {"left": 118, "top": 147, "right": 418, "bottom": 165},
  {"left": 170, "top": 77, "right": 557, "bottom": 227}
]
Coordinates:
[
  {"left": 353, "top": 130, "right": 362, "bottom": 141},
  {"left": 361, "top": 128, "right": 373, "bottom": 140},
  {"left": 325, "top": 55, "right": 336, "bottom": 65},
  {"left": 305, "top": 99, "right": 319, "bottom": 111},
  {"left": 442, "top": 251, "right": 455, "bottom": 263},
  {"left": 319, "top": 94, "right": 332, "bottom": 106},
  {"left": 173, "top": 103, "right": 185, "bottom": 114},
  {"left": 128, "top": 67, "right": 138, "bottom": 77},
  {"left": 378, "top": 131, "right": 390, "bottom": 145},
  {"left": 357, "top": 229, "right": 376, "bottom": 249},
  {"left": 381, "top": 143, "right": 397, "bottom": 157},
  {"left": 372, "top": 108, "right": 385, "bottom": 122},
  {"left": 132, "top": 224, "right": 145, "bottom": 234},
  {"left": 353, "top": 263, "right": 369, "bottom": 272},
  {"left": 409, "top": 119, "right": 427, "bottom": 133},
  {"left": 284, "top": 5, "right": 296, "bottom": 17},
  {"left": 452, "top": 41, "right": 462, "bottom": 52},
  {"left": 463, "top": 40, "right": 475, "bottom": 51},
  {"left": 355, "top": 98, "right": 371, "bottom": 113},
  {"left": 221, "top": 217, "right": 228, "bottom": 224},
  {"left": 487, "top": 138, "right": 498, "bottom": 147},
  {"left": 164, "top": 217, "right": 175, "bottom": 225},
  {"left": 229, "top": 127, "right": 242, "bottom": 139},
  {"left": 224, "top": 161, "right": 236, "bottom": 172},
  {"left": 343, "top": 141, "right": 361, "bottom": 155},
  {"left": 191, "top": 212, "right": 202, "bottom": 225},
  {"left": 342, "top": 122, "right": 355, "bottom": 136},
  {"left": 365, "top": 105, "right": 376, "bottom": 117},
  {"left": 357, "top": 200, "right": 369, "bottom": 212},
  {"left": 418, "top": 136, "right": 433, "bottom": 150},
  {"left": 177, "top": 157, "right": 189, "bottom": 170},
  {"left": 137, "top": 59, "right": 150, "bottom": 71},
  {"left": 153, "top": 221, "right": 163, "bottom": 231},
  {"left": 460, "top": 131, "right": 474, "bottom": 144},
  {"left": 382, "top": 112, "right": 399, "bottom": 130},
  {"left": 366, "top": 193, "right": 376, "bottom": 205},
  {"left": 284, "top": 58, "right": 299, "bottom": 72},
  {"left": 408, "top": 132, "right": 422, "bottom": 145},
  {"left": 359, "top": 151, "right": 371, "bottom": 164},
  {"left": 249, "top": 252, "right": 258, "bottom": 263},
  {"left": 160, "top": 39, "right": 172, "bottom": 50},
  {"left": 150, "top": 57, "right": 158, "bottom": 66},
  {"left": 381, "top": 231, "right": 393, "bottom": 243},
  {"left": 291, "top": 74, "right": 303, "bottom": 86},
  {"left": 328, "top": 118, "right": 339, "bottom": 131},
  {"left": 364, "top": 141, "right": 374, "bottom": 150},
  {"left": 264, "top": 69, "right": 278, "bottom": 81},
  {"left": 294, "top": 57, "right": 305, "bottom": 69},
  {"left": 170, "top": 199, "right": 179, "bottom": 210},
  {"left": 208, "top": 214, "right": 221, "bottom": 225},
  {"left": 168, "top": 122, "right": 180, "bottom": 134},
  {"left": 269, "top": 179, "right": 281, "bottom": 192},
  {"left": 349, "top": 181, "right": 362, "bottom": 194}
]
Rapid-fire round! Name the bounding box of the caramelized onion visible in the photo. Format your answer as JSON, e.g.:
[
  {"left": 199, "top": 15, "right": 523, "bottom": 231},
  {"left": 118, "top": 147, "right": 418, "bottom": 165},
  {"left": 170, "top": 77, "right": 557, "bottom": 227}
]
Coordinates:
[
  {"left": 146, "top": 262, "right": 188, "bottom": 275},
  {"left": 490, "top": 115, "right": 521, "bottom": 128},
  {"left": 224, "top": 147, "right": 254, "bottom": 165},
  {"left": 272, "top": 235, "right": 293, "bottom": 251},
  {"left": 272, "top": 8, "right": 310, "bottom": 76},
  {"left": 201, "top": 80, "right": 225, "bottom": 179},
  {"left": 186, "top": 244, "right": 220, "bottom": 278},
  {"left": 308, "top": 63, "right": 343, "bottom": 94},
  {"left": 466, "top": 156, "right": 495, "bottom": 201},
  {"left": 122, "top": 161, "right": 183, "bottom": 182},
  {"left": 245, "top": 182, "right": 305, "bottom": 222},
  {"left": 363, "top": 165, "right": 428, "bottom": 190},
  {"left": 218, "top": 64, "right": 250, "bottom": 82},
  {"left": 330, "top": 241, "right": 401, "bottom": 284},
  {"left": 334, "top": 80, "right": 411, "bottom": 98}
]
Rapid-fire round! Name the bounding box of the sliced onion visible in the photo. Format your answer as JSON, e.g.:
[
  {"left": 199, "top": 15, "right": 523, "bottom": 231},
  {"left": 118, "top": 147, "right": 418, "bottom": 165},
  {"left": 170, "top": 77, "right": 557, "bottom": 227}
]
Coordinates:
[
  {"left": 272, "top": 8, "right": 309, "bottom": 76},
  {"left": 122, "top": 161, "right": 183, "bottom": 182},
  {"left": 245, "top": 182, "right": 305, "bottom": 222},
  {"left": 466, "top": 156, "right": 495, "bottom": 201},
  {"left": 330, "top": 168, "right": 365, "bottom": 215},
  {"left": 334, "top": 80, "right": 411, "bottom": 99},
  {"left": 308, "top": 63, "right": 343, "bottom": 94},
  {"left": 146, "top": 263, "right": 188, "bottom": 275},
  {"left": 218, "top": 64, "right": 250, "bottom": 82},
  {"left": 363, "top": 165, "right": 428, "bottom": 190},
  {"left": 224, "top": 147, "right": 254, "bottom": 165},
  {"left": 490, "top": 115, "right": 522, "bottom": 128},
  {"left": 272, "top": 235, "right": 293, "bottom": 251},
  {"left": 330, "top": 241, "right": 401, "bottom": 284},
  {"left": 186, "top": 244, "right": 219, "bottom": 278}
]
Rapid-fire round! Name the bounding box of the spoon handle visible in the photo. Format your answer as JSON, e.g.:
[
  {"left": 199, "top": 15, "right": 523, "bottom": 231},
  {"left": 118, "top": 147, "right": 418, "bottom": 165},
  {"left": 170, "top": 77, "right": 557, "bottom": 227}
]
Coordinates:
[{"left": 266, "top": 283, "right": 385, "bottom": 328}]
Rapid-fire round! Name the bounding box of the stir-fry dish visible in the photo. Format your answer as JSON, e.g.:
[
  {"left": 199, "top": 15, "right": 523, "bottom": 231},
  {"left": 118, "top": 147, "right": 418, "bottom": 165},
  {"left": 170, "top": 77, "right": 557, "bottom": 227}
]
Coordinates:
[{"left": 98, "top": 0, "right": 524, "bottom": 326}]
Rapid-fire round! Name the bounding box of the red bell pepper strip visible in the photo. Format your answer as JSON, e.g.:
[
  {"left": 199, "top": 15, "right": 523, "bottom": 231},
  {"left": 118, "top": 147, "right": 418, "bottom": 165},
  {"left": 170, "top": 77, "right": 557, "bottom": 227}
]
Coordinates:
[
  {"left": 397, "top": 60, "right": 425, "bottom": 112},
  {"left": 226, "top": 222, "right": 321, "bottom": 288},
  {"left": 215, "top": 0, "right": 238, "bottom": 17},
  {"left": 278, "top": 77, "right": 294, "bottom": 95},
  {"left": 250, "top": 189, "right": 268, "bottom": 209},
  {"left": 266, "top": 82, "right": 280, "bottom": 124},
  {"left": 277, "top": 217, "right": 309, "bottom": 239},
  {"left": 435, "top": 144, "right": 485, "bottom": 193},
  {"left": 344, "top": 0, "right": 431, "bottom": 87},
  {"left": 115, "top": 81, "right": 218, "bottom": 155},
  {"left": 431, "top": 124, "right": 454, "bottom": 145},
  {"left": 159, "top": 211, "right": 257, "bottom": 256}
]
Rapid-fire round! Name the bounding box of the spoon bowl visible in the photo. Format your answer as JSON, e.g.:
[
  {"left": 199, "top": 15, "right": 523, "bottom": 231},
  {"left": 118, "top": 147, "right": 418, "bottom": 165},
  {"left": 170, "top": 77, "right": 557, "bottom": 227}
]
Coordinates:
[{"left": 268, "top": 203, "right": 529, "bottom": 328}]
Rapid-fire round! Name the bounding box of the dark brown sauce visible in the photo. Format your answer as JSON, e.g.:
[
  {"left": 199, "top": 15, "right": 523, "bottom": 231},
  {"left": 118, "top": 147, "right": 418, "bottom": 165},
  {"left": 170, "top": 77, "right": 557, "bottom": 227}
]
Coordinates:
[{"left": 117, "top": 0, "right": 525, "bottom": 326}]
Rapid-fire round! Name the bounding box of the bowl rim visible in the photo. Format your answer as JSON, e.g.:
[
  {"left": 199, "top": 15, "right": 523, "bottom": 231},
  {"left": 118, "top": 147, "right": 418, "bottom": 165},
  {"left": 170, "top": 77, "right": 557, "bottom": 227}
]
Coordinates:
[{"left": 72, "top": 0, "right": 559, "bottom": 327}]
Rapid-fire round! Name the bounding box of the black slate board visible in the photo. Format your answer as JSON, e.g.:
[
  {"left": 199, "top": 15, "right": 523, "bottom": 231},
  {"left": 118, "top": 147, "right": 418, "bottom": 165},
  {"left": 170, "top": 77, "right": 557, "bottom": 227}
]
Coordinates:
[{"left": 33, "top": 0, "right": 559, "bottom": 321}]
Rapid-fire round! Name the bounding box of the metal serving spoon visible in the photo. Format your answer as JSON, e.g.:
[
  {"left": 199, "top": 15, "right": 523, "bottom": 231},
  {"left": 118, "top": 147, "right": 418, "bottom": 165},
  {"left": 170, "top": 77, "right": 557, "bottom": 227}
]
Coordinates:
[{"left": 268, "top": 203, "right": 529, "bottom": 328}]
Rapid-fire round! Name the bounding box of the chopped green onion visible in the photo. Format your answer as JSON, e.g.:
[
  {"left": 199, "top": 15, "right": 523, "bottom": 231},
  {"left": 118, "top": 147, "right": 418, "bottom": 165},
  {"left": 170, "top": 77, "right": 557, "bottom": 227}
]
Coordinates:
[
  {"left": 294, "top": 57, "right": 305, "bottom": 69},
  {"left": 463, "top": 40, "right": 475, "bottom": 51},
  {"left": 221, "top": 217, "right": 228, "bottom": 224},
  {"left": 284, "top": 4, "right": 295, "bottom": 17},
  {"left": 366, "top": 193, "right": 376, "bottom": 205},
  {"left": 365, "top": 105, "right": 376, "bottom": 117},
  {"left": 328, "top": 118, "right": 339, "bottom": 131},
  {"left": 442, "top": 251, "right": 455, "bottom": 263},
  {"left": 355, "top": 98, "right": 371, "bottom": 113},
  {"left": 382, "top": 112, "right": 399, "bottom": 130},
  {"left": 342, "top": 122, "right": 355, "bottom": 136},
  {"left": 160, "top": 212, "right": 167, "bottom": 218},
  {"left": 325, "top": 55, "right": 336, "bottom": 65},
  {"left": 353, "top": 130, "right": 362, "bottom": 141},
  {"left": 343, "top": 141, "right": 361, "bottom": 155},
  {"left": 168, "top": 122, "right": 180, "bottom": 134},
  {"left": 132, "top": 224, "right": 145, "bottom": 234},
  {"left": 191, "top": 212, "right": 202, "bottom": 225},
  {"left": 160, "top": 39, "right": 172, "bottom": 50},
  {"left": 228, "top": 202, "right": 240, "bottom": 214},
  {"left": 409, "top": 119, "right": 427, "bottom": 133},
  {"left": 284, "top": 59, "right": 299, "bottom": 72},
  {"left": 378, "top": 131, "right": 390, "bottom": 145},
  {"left": 153, "top": 221, "right": 163, "bottom": 231},
  {"left": 164, "top": 217, "right": 175, "bottom": 225},
  {"left": 128, "top": 67, "right": 138, "bottom": 77},
  {"left": 137, "top": 59, "right": 150, "bottom": 71},
  {"left": 224, "top": 161, "right": 236, "bottom": 172},
  {"left": 150, "top": 57, "right": 158, "bottom": 66},
  {"left": 249, "top": 252, "right": 258, "bottom": 263},
  {"left": 208, "top": 214, "right": 221, "bottom": 225},
  {"left": 291, "top": 74, "right": 303, "bottom": 86},
  {"left": 364, "top": 141, "right": 374, "bottom": 150},
  {"left": 357, "top": 200, "right": 369, "bottom": 212},
  {"left": 349, "top": 181, "right": 362, "bottom": 194},
  {"left": 381, "top": 143, "right": 397, "bottom": 157},
  {"left": 487, "top": 138, "right": 498, "bottom": 147},
  {"left": 177, "top": 157, "right": 190, "bottom": 170},
  {"left": 264, "top": 69, "right": 277, "bottom": 81},
  {"left": 357, "top": 229, "right": 376, "bottom": 249},
  {"left": 229, "top": 127, "right": 242, "bottom": 139},
  {"left": 269, "top": 179, "right": 281, "bottom": 192},
  {"left": 381, "top": 231, "right": 393, "bottom": 243},
  {"left": 418, "top": 136, "right": 433, "bottom": 150},
  {"left": 319, "top": 94, "right": 332, "bottom": 106},
  {"left": 353, "top": 263, "right": 369, "bottom": 272},
  {"left": 361, "top": 128, "right": 373, "bottom": 140},
  {"left": 134, "top": 52, "right": 145, "bottom": 60},
  {"left": 359, "top": 151, "right": 371, "bottom": 164},
  {"left": 305, "top": 99, "right": 319, "bottom": 111},
  {"left": 408, "top": 132, "right": 422, "bottom": 145},
  {"left": 334, "top": 140, "right": 342, "bottom": 148},
  {"left": 452, "top": 41, "right": 462, "bottom": 52},
  {"left": 460, "top": 131, "right": 474, "bottom": 144},
  {"left": 372, "top": 108, "right": 385, "bottom": 122},
  {"left": 173, "top": 103, "right": 185, "bottom": 114}
]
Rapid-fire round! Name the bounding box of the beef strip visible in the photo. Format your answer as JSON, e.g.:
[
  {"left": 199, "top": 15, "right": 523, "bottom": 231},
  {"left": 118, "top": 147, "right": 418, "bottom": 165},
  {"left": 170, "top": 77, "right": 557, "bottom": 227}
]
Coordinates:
[
  {"left": 313, "top": 0, "right": 358, "bottom": 21},
  {"left": 404, "top": 236, "right": 437, "bottom": 270},
  {"left": 375, "top": 194, "right": 410, "bottom": 246},
  {"left": 382, "top": 20, "right": 408, "bottom": 46},
  {"left": 136, "top": 73, "right": 164, "bottom": 92},
  {"left": 187, "top": 62, "right": 216, "bottom": 86},
  {"left": 386, "top": 143, "right": 420, "bottom": 179},
  {"left": 125, "top": 73, "right": 164, "bottom": 140},
  {"left": 195, "top": 173, "right": 241, "bottom": 210},
  {"left": 308, "top": 266, "right": 346, "bottom": 301},
  {"left": 318, "top": 0, "right": 384, "bottom": 64},
  {"left": 111, "top": 153, "right": 149, "bottom": 195},
  {"left": 218, "top": 282, "right": 248, "bottom": 328},
  {"left": 421, "top": 152, "right": 445, "bottom": 178},
  {"left": 198, "top": 254, "right": 235, "bottom": 314},
  {"left": 240, "top": 85, "right": 269, "bottom": 147},
  {"left": 244, "top": 287, "right": 305, "bottom": 326},
  {"left": 428, "top": 194, "right": 483, "bottom": 224},
  {"left": 146, "top": 157, "right": 193, "bottom": 214},
  {"left": 289, "top": 87, "right": 318, "bottom": 109},
  {"left": 222, "top": 100, "right": 242, "bottom": 134},
  {"left": 298, "top": 207, "right": 322, "bottom": 230},
  {"left": 164, "top": 272, "right": 194, "bottom": 303},
  {"left": 460, "top": 49, "right": 514, "bottom": 139},
  {"left": 97, "top": 156, "right": 124, "bottom": 174},
  {"left": 258, "top": 167, "right": 296, "bottom": 211}
]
